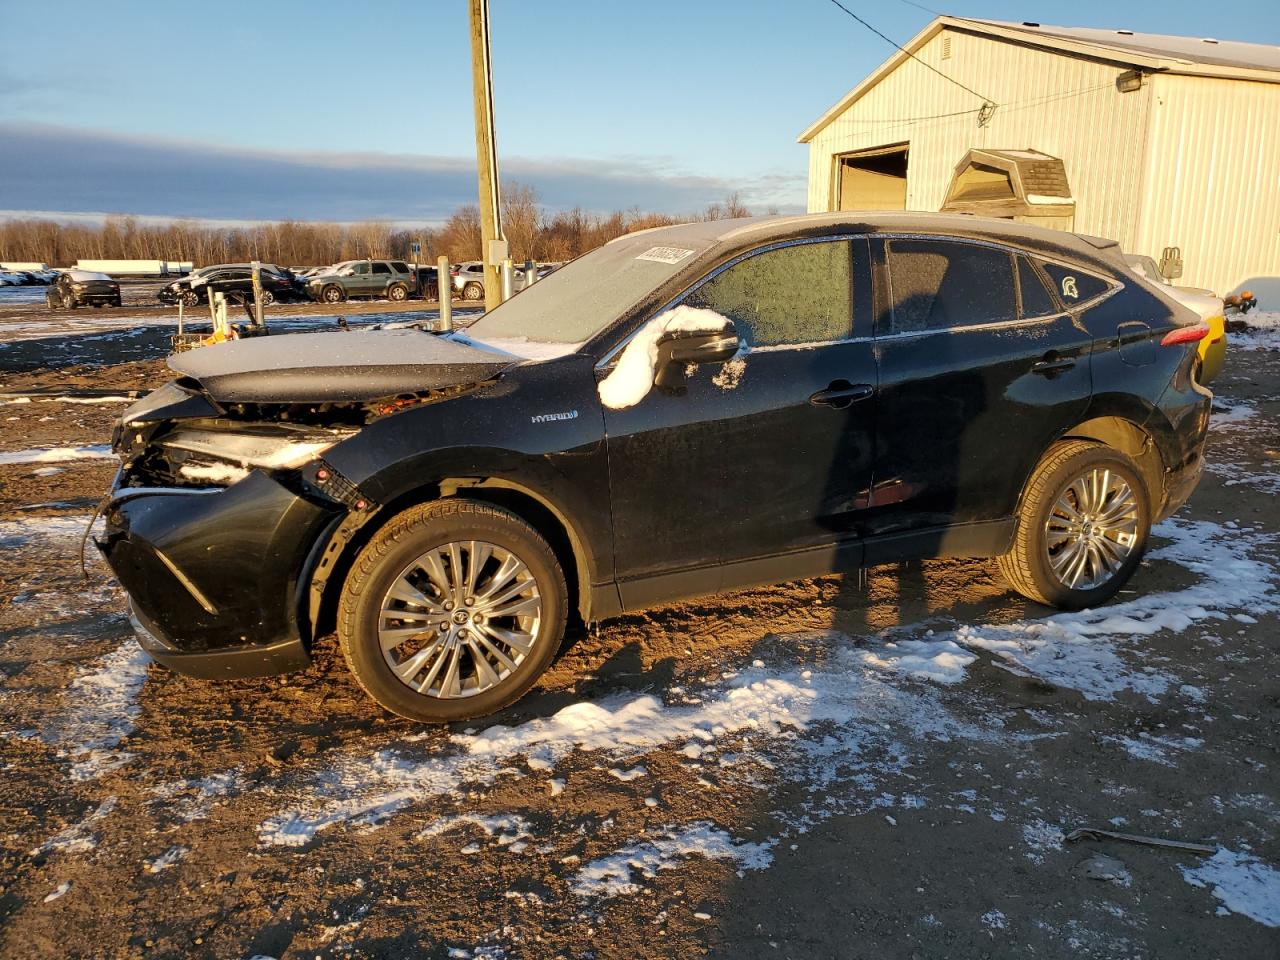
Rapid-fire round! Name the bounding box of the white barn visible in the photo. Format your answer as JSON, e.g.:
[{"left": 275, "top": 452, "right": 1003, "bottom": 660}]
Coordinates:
[{"left": 799, "top": 18, "right": 1280, "bottom": 295}]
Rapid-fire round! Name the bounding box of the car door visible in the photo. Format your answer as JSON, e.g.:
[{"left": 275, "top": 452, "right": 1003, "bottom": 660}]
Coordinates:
[
  {"left": 370, "top": 260, "right": 393, "bottom": 296},
  {"left": 601, "top": 237, "right": 877, "bottom": 607},
  {"left": 866, "top": 236, "right": 1094, "bottom": 559}
]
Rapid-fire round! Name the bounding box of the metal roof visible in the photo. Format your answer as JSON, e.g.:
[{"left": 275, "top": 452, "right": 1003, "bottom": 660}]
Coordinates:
[
  {"left": 972, "top": 19, "right": 1280, "bottom": 74},
  {"left": 799, "top": 16, "right": 1280, "bottom": 143}
]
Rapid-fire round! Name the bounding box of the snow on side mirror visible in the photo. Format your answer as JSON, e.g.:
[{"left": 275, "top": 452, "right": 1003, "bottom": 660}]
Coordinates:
[{"left": 598, "top": 307, "right": 740, "bottom": 410}]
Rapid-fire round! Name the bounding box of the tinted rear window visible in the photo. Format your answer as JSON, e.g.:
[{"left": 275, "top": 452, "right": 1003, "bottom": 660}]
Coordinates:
[
  {"left": 1038, "top": 260, "right": 1112, "bottom": 305},
  {"left": 886, "top": 239, "right": 1016, "bottom": 333}
]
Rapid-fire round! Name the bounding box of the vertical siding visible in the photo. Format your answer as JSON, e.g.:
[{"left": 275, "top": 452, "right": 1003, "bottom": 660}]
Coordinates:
[
  {"left": 807, "top": 29, "right": 1153, "bottom": 250},
  {"left": 1137, "top": 74, "right": 1280, "bottom": 293}
]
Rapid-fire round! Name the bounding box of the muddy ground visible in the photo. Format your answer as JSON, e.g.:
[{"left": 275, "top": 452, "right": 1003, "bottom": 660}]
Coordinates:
[{"left": 0, "top": 310, "right": 1278, "bottom": 959}]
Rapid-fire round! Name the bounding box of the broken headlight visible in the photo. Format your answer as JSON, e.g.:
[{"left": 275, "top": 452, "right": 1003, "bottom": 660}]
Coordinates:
[{"left": 157, "top": 426, "right": 355, "bottom": 471}]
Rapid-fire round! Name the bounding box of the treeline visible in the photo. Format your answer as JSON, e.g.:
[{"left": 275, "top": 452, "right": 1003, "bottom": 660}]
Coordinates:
[{"left": 0, "top": 186, "right": 760, "bottom": 268}]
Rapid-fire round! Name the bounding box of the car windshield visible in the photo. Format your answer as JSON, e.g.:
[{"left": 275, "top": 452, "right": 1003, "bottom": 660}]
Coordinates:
[{"left": 466, "top": 230, "right": 719, "bottom": 345}]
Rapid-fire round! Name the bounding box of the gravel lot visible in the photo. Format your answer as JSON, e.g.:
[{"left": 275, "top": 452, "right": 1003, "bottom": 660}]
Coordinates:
[{"left": 0, "top": 312, "right": 1278, "bottom": 959}]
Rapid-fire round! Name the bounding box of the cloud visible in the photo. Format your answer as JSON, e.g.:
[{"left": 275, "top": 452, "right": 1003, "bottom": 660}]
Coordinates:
[{"left": 0, "top": 123, "right": 805, "bottom": 224}]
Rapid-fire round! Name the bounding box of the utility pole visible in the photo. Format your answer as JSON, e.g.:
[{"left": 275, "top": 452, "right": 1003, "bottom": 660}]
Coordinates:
[{"left": 469, "top": 0, "right": 505, "bottom": 313}]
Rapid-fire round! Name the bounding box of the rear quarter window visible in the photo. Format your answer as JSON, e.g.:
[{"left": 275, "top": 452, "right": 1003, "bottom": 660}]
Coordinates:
[
  {"left": 1017, "top": 256, "right": 1060, "bottom": 319},
  {"left": 1037, "top": 260, "right": 1114, "bottom": 305}
]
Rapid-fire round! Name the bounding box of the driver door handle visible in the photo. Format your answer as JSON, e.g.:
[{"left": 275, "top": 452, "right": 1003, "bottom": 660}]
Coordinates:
[
  {"left": 809, "top": 381, "right": 874, "bottom": 409},
  {"left": 1032, "top": 355, "right": 1076, "bottom": 376}
]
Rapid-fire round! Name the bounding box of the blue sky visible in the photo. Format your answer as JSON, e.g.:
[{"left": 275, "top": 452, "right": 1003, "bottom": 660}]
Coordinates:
[{"left": 1, "top": 0, "right": 1276, "bottom": 224}]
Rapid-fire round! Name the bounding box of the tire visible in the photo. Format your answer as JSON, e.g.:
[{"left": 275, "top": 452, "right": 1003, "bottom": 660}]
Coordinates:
[
  {"left": 387, "top": 283, "right": 408, "bottom": 302},
  {"left": 321, "top": 284, "right": 346, "bottom": 304},
  {"left": 338, "top": 499, "right": 568, "bottom": 722},
  {"left": 998, "top": 440, "right": 1151, "bottom": 610},
  {"left": 463, "top": 281, "right": 484, "bottom": 301},
  {"left": 67, "top": 297, "right": 78, "bottom": 310},
  {"left": 180, "top": 290, "right": 200, "bottom": 307},
  {"left": 259, "top": 289, "right": 275, "bottom": 306}
]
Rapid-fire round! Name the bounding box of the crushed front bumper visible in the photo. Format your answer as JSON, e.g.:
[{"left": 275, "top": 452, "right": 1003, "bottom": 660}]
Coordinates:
[{"left": 97, "top": 471, "right": 345, "bottom": 679}]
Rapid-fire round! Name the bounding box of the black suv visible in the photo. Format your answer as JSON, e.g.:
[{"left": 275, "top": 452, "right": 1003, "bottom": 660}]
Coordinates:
[
  {"left": 99, "top": 214, "right": 1211, "bottom": 721},
  {"left": 158, "top": 264, "right": 302, "bottom": 307},
  {"left": 46, "top": 270, "right": 121, "bottom": 309}
]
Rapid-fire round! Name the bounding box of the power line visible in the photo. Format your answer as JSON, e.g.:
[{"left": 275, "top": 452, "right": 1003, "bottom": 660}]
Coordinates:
[
  {"left": 825, "top": 0, "right": 997, "bottom": 106},
  {"left": 890, "top": 0, "right": 942, "bottom": 16}
]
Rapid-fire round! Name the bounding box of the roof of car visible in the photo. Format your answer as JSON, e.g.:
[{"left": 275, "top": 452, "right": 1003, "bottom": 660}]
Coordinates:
[{"left": 611, "top": 212, "right": 1123, "bottom": 266}]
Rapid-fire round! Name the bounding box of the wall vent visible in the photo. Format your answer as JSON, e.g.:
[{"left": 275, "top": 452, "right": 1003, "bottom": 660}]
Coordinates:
[{"left": 941, "top": 35, "right": 952, "bottom": 60}]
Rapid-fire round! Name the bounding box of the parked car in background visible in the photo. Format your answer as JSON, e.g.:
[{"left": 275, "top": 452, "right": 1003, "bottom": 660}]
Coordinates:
[
  {"left": 158, "top": 264, "right": 303, "bottom": 307},
  {"left": 452, "top": 261, "right": 486, "bottom": 300},
  {"left": 450, "top": 262, "right": 557, "bottom": 301},
  {"left": 307, "top": 259, "right": 417, "bottom": 303},
  {"left": 100, "top": 213, "right": 1211, "bottom": 722},
  {"left": 46, "top": 269, "right": 121, "bottom": 309},
  {"left": 1125, "top": 254, "right": 1227, "bottom": 383}
]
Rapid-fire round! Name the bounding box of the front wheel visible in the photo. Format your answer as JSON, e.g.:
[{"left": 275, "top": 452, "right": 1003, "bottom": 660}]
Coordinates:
[
  {"left": 338, "top": 499, "right": 568, "bottom": 722},
  {"left": 180, "top": 290, "right": 200, "bottom": 307},
  {"left": 259, "top": 289, "right": 275, "bottom": 306},
  {"left": 321, "top": 284, "right": 345, "bottom": 304},
  {"left": 998, "top": 440, "right": 1151, "bottom": 610}
]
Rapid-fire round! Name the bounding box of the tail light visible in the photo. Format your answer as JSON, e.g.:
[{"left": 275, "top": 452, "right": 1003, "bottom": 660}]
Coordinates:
[{"left": 1161, "top": 323, "right": 1210, "bottom": 347}]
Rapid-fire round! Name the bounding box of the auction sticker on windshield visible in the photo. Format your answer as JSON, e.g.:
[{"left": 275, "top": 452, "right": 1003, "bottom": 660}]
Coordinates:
[{"left": 636, "top": 246, "right": 696, "bottom": 264}]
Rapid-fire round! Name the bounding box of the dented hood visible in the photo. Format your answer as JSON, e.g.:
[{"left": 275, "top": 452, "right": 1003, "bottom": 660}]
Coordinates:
[{"left": 168, "top": 330, "right": 515, "bottom": 403}]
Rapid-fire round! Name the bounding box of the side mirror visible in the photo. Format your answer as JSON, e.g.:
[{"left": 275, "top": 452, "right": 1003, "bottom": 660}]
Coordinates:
[{"left": 653, "top": 320, "right": 739, "bottom": 390}]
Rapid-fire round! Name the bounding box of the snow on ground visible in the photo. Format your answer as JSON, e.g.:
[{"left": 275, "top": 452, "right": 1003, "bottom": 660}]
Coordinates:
[
  {"left": 0, "top": 444, "right": 113, "bottom": 465},
  {"left": 0, "top": 512, "right": 97, "bottom": 549},
  {"left": 1236, "top": 311, "right": 1280, "bottom": 352},
  {"left": 957, "top": 518, "right": 1276, "bottom": 701},
  {"left": 30, "top": 642, "right": 151, "bottom": 781},
  {"left": 570, "top": 822, "right": 774, "bottom": 899},
  {"left": 1181, "top": 849, "right": 1280, "bottom": 927},
  {"left": 419, "top": 814, "right": 533, "bottom": 854},
  {"left": 251, "top": 513, "right": 1278, "bottom": 921},
  {"left": 597, "top": 305, "right": 733, "bottom": 409},
  {"left": 29, "top": 797, "right": 118, "bottom": 856},
  {"left": 144, "top": 845, "right": 190, "bottom": 873},
  {"left": 150, "top": 770, "right": 246, "bottom": 823}
]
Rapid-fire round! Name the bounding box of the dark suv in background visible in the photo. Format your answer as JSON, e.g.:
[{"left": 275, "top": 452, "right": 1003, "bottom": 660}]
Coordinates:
[
  {"left": 158, "top": 264, "right": 303, "bottom": 306},
  {"left": 306, "top": 259, "right": 417, "bottom": 303},
  {"left": 99, "top": 213, "right": 1211, "bottom": 722},
  {"left": 46, "top": 269, "right": 122, "bottom": 309}
]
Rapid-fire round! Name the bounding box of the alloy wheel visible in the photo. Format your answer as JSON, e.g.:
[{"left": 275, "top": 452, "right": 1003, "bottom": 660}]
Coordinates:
[
  {"left": 377, "top": 540, "right": 542, "bottom": 699},
  {"left": 1044, "top": 466, "right": 1140, "bottom": 591}
]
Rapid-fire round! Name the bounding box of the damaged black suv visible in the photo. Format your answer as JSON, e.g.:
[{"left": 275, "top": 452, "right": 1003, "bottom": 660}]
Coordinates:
[{"left": 99, "top": 213, "right": 1212, "bottom": 721}]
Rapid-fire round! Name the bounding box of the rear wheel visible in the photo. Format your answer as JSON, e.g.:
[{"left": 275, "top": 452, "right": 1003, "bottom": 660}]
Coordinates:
[
  {"left": 387, "top": 283, "right": 408, "bottom": 302},
  {"left": 998, "top": 440, "right": 1151, "bottom": 609},
  {"left": 338, "top": 499, "right": 568, "bottom": 722},
  {"left": 463, "top": 280, "right": 484, "bottom": 301},
  {"left": 259, "top": 289, "right": 276, "bottom": 306}
]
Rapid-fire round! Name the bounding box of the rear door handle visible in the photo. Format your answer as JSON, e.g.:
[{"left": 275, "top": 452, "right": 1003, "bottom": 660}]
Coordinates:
[
  {"left": 1032, "top": 356, "right": 1076, "bottom": 376},
  {"left": 809, "top": 380, "right": 874, "bottom": 409}
]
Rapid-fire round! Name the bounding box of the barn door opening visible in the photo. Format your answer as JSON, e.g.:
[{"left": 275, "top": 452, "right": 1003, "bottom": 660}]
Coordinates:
[{"left": 835, "top": 144, "right": 908, "bottom": 212}]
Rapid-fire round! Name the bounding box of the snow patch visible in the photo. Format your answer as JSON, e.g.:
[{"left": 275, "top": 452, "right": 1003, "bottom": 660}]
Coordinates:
[
  {"left": 30, "top": 797, "right": 117, "bottom": 856},
  {"left": 145, "top": 845, "right": 189, "bottom": 873},
  {"left": 178, "top": 461, "right": 251, "bottom": 485},
  {"left": 598, "top": 305, "right": 731, "bottom": 409},
  {"left": 571, "top": 822, "right": 773, "bottom": 898},
  {"left": 34, "top": 643, "right": 150, "bottom": 781},
  {"left": 1182, "top": 849, "right": 1280, "bottom": 927},
  {"left": 958, "top": 518, "right": 1276, "bottom": 701},
  {"left": 419, "top": 814, "right": 532, "bottom": 854},
  {"left": 853, "top": 637, "right": 976, "bottom": 684},
  {"left": 0, "top": 444, "right": 113, "bottom": 465}
]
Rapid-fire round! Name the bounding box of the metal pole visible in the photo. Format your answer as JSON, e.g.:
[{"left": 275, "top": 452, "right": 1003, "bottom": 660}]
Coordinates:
[
  {"left": 250, "top": 260, "right": 264, "bottom": 329},
  {"left": 437, "top": 255, "right": 453, "bottom": 332},
  {"left": 500, "top": 258, "right": 514, "bottom": 302},
  {"left": 524, "top": 258, "right": 537, "bottom": 287},
  {"left": 469, "top": 0, "right": 504, "bottom": 314},
  {"left": 177, "top": 297, "right": 184, "bottom": 336}
]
